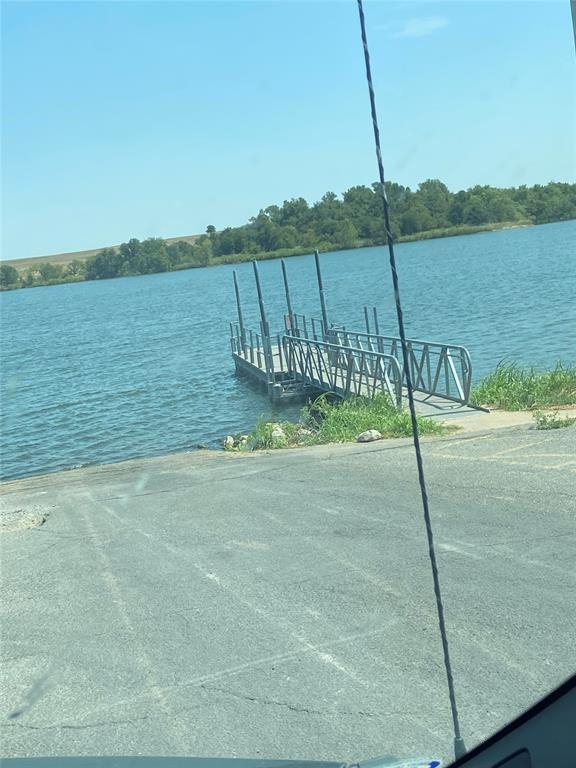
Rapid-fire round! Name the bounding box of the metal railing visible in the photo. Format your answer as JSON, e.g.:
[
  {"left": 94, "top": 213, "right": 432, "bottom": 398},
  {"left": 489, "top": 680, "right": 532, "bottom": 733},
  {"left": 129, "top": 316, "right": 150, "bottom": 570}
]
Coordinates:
[
  {"left": 230, "top": 315, "right": 472, "bottom": 406},
  {"left": 283, "top": 334, "right": 403, "bottom": 406},
  {"left": 288, "top": 314, "right": 328, "bottom": 342},
  {"left": 327, "top": 326, "right": 472, "bottom": 404},
  {"left": 230, "top": 322, "right": 286, "bottom": 379}
]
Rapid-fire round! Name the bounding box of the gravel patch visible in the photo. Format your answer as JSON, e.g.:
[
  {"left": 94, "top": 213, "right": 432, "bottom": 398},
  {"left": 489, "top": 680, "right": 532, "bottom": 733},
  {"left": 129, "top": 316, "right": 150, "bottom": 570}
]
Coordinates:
[{"left": 0, "top": 506, "right": 50, "bottom": 533}]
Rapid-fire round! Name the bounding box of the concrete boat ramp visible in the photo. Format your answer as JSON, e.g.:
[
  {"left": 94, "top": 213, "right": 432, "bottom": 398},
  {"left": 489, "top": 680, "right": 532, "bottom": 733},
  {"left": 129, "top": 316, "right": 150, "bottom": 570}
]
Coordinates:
[{"left": 2, "top": 423, "right": 574, "bottom": 764}]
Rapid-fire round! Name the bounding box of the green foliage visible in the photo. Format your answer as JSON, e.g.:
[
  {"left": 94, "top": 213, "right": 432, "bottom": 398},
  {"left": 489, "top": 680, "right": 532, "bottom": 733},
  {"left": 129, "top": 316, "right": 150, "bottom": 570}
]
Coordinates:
[
  {"left": 134, "top": 238, "right": 170, "bottom": 274},
  {"left": 170, "top": 179, "right": 574, "bottom": 276},
  {"left": 302, "top": 393, "right": 447, "bottom": 443},
  {"left": 244, "top": 419, "right": 300, "bottom": 450},
  {"left": 398, "top": 221, "right": 530, "bottom": 243},
  {"left": 471, "top": 362, "right": 576, "bottom": 410},
  {"left": 7, "top": 179, "right": 576, "bottom": 290},
  {"left": 238, "top": 394, "right": 447, "bottom": 452},
  {"left": 514, "top": 182, "right": 576, "bottom": 224},
  {"left": 65, "top": 259, "right": 86, "bottom": 277},
  {"left": 38, "top": 263, "right": 64, "bottom": 282},
  {"left": 10, "top": 262, "right": 81, "bottom": 288},
  {"left": 0, "top": 264, "right": 20, "bottom": 288},
  {"left": 21, "top": 269, "right": 37, "bottom": 287},
  {"left": 533, "top": 410, "right": 576, "bottom": 430},
  {"left": 166, "top": 240, "right": 192, "bottom": 266},
  {"left": 83, "top": 236, "right": 211, "bottom": 281},
  {"left": 415, "top": 179, "right": 452, "bottom": 227},
  {"left": 401, "top": 203, "right": 434, "bottom": 235},
  {"left": 86, "top": 248, "right": 125, "bottom": 280}
]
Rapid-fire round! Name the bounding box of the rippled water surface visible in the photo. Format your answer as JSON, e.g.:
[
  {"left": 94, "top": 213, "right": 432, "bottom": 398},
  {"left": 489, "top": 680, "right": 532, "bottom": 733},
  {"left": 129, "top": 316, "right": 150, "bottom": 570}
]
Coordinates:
[{"left": 1, "top": 221, "right": 574, "bottom": 480}]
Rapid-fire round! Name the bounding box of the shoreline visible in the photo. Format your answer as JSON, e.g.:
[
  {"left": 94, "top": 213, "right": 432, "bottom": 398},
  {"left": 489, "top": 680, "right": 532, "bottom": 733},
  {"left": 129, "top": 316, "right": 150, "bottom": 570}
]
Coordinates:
[
  {"left": 3, "top": 405, "right": 574, "bottom": 488},
  {"left": 0, "top": 218, "right": 540, "bottom": 292}
]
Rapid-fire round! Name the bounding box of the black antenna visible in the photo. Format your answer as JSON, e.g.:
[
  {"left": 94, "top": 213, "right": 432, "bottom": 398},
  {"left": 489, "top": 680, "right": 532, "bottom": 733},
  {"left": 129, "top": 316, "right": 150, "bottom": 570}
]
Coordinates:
[{"left": 355, "top": 0, "right": 466, "bottom": 760}]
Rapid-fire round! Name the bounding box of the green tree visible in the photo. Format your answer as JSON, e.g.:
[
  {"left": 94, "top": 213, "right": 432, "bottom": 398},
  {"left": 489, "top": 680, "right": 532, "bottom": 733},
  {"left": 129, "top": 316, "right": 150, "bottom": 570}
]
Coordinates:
[
  {"left": 276, "top": 225, "right": 298, "bottom": 248},
  {"left": 263, "top": 205, "right": 282, "bottom": 225},
  {"left": 167, "top": 241, "right": 195, "bottom": 266},
  {"left": 414, "top": 179, "right": 452, "bottom": 228},
  {"left": 383, "top": 181, "right": 412, "bottom": 211},
  {"left": 448, "top": 190, "right": 468, "bottom": 225},
  {"left": 276, "top": 197, "right": 311, "bottom": 229},
  {"left": 0, "top": 264, "right": 20, "bottom": 288},
  {"left": 334, "top": 220, "right": 359, "bottom": 248},
  {"left": 86, "top": 248, "right": 125, "bottom": 280},
  {"left": 21, "top": 269, "right": 38, "bottom": 287},
  {"left": 118, "top": 238, "right": 142, "bottom": 274},
  {"left": 38, "top": 263, "right": 64, "bottom": 282},
  {"left": 250, "top": 211, "right": 284, "bottom": 251},
  {"left": 192, "top": 236, "right": 213, "bottom": 266},
  {"left": 462, "top": 195, "right": 489, "bottom": 225},
  {"left": 7, "top": 179, "right": 574, "bottom": 289},
  {"left": 486, "top": 191, "right": 522, "bottom": 222},
  {"left": 465, "top": 185, "right": 522, "bottom": 223},
  {"left": 400, "top": 204, "right": 434, "bottom": 235},
  {"left": 65, "top": 259, "right": 86, "bottom": 277},
  {"left": 524, "top": 183, "right": 576, "bottom": 224},
  {"left": 342, "top": 185, "right": 377, "bottom": 238},
  {"left": 136, "top": 238, "right": 170, "bottom": 273}
]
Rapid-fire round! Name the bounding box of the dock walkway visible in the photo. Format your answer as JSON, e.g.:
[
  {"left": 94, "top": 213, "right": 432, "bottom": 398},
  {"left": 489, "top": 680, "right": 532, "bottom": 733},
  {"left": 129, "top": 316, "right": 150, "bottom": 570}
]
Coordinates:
[{"left": 228, "top": 255, "right": 485, "bottom": 419}]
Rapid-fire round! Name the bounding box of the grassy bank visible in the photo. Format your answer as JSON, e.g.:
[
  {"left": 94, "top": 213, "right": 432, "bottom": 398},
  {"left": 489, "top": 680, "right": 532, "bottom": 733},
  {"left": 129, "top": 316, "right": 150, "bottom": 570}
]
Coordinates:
[
  {"left": 225, "top": 393, "right": 449, "bottom": 452},
  {"left": 204, "top": 221, "right": 532, "bottom": 265},
  {"left": 471, "top": 362, "right": 576, "bottom": 410},
  {"left": 396, "top": 219, "right": 531, "bottom": 243},
  {"left": 231, "top": 362, "right": 576, "bottom": 453}
]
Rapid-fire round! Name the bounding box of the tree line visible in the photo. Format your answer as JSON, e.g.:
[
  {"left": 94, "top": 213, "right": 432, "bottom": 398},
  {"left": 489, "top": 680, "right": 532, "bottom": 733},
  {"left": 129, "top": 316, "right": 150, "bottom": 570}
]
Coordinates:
[{"left": 2, "top": 179, "right": 574, "bottom": 289}]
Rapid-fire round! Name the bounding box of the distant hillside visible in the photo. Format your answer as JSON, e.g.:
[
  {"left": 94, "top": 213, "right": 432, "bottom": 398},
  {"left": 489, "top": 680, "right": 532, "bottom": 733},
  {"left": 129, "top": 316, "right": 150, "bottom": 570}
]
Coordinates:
[
  {"left": 2, "top": 178, "right": 574, "bottom": 291},
  {"left": 4, "top": 234, "right": 201, "bottom": 272}
]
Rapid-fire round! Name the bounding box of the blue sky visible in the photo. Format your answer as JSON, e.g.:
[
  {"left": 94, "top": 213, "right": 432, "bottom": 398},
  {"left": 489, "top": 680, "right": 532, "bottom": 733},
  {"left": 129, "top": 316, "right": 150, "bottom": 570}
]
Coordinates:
[{"left": 2, "top": 0, "right": 575, "bottom": 259}]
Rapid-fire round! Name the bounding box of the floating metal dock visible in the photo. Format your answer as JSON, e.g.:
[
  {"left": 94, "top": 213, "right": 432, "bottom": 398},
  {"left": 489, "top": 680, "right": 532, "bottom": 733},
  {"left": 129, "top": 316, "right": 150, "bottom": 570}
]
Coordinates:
[{"left": 229, "top": 252, "right": 483, "bottom": 419}]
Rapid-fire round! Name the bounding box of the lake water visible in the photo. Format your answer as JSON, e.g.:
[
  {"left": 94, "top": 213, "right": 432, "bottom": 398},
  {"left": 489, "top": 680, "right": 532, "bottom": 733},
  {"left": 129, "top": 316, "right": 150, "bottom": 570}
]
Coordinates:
[{"left": 1, "top": 220, "right": 575, "bottom": 481}]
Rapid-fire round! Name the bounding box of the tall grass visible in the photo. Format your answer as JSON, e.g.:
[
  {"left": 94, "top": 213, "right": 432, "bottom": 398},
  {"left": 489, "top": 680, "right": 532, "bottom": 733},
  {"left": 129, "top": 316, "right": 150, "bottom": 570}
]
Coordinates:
[
  {"left": 303, "top": 394, "right": 446, "bottom": 443},
  {"left": 471, "top": 362, "right": 576, "bottom": 410},
  {"left": 397, "top": 220, "right": 532, "bottom": 243},
  {"left": 230, "top": 394, "right": 448, "bottom": 452},
  {"left": 243, "top": 418, "right": 300, "bottom": 450}
]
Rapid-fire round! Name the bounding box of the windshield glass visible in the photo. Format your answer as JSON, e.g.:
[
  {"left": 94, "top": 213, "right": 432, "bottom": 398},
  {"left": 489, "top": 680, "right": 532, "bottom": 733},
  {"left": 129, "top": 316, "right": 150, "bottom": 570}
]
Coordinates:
[{"left": 1, "top": 2, "right": 575, "bottom": 766}]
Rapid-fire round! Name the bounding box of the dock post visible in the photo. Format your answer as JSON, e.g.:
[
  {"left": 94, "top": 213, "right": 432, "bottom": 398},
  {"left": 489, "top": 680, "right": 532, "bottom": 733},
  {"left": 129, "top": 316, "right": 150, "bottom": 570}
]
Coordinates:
[
  {"left": 314, "top": 250, "right": 329, "bottom": 339},
  {"left": 252, "top": 260, "right": 274, "bottom": 378},
  {"left": 229, "top": 321, "right": 235, "bottom": 352},
  {"left": 281, "top": 260, "right": 294, "bottom": 335},
  {"left": 233, "top": 271, "right": 247, "bottom": 355},
  {"left": 373, "top": 306, "right": 384, "bottom": 353}
]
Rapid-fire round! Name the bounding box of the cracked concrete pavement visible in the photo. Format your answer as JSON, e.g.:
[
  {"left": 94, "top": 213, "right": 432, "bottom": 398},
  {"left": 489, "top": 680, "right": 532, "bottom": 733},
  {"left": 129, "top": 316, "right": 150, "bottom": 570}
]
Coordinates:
[{"left": 1, "top": 423, "right": 575, "bottom": 764}]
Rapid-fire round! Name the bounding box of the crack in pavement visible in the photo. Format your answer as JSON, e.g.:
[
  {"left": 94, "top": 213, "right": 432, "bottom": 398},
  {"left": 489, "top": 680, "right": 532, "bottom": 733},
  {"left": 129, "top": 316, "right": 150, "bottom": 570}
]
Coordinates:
[
  {"left": 2, "top": 713, "right": 153, "bottom": 731},
  {"left": 93, "top": 464, "right": 296, "bottom": 503},
  {"left": 200, "top": 683, "right": 380, "bottom": 719}
]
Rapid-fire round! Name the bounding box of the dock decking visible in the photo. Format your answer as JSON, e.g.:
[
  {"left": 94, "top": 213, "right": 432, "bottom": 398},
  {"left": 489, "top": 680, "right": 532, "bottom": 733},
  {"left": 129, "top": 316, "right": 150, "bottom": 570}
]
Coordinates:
[
  {"left": 228, "top": 256, "right": 485, "bottom": 419},
  {"left": 230, "top": 318, "right": 482, "bottom": 419}
]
